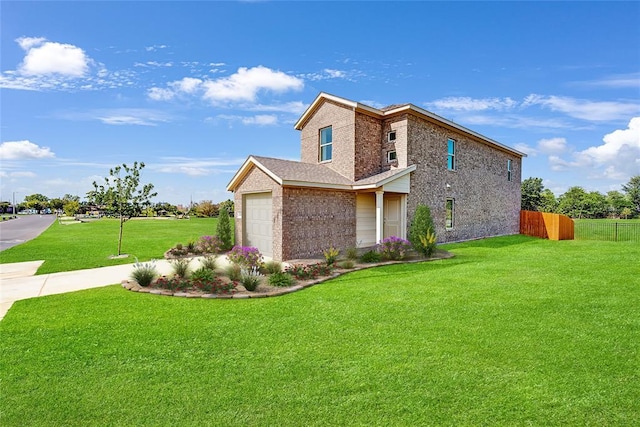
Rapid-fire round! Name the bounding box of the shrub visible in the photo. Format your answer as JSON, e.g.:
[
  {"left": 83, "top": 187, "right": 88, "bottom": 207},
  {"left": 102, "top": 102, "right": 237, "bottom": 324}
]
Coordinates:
[
  {"left": 263, "top": 260, "right": 282, "bottom": 274},
  {"left": 193, "top": 277, "right": 236, "bottom": 294},
  {"left": 216, "top": 206, "right": 233, "bottom": 251},
  {"left": 268, "top": 271, "right": 295, "bottom": 287},
  {"left": 240, "top": 266, "right": 262, "bottom": 291},
  {"left": 186, "top": 240, "right": 200, "bottom": 254},
  {"left": 323, "top": 246, "right": 340, "bottom": 265},
  {"left": 191, "top": 266, "right": 215, "bottom": 283},
  {"left": 378, "top": 236, "right": 412, "bottom": 260},
  {"left": 225, "top": 264, "right": 242, "bottom": 281},
  {"left": 285, "top": 263, "right": 333, "bottom": 280},
  {"left": 227, "top": 246, "right": 263, "bottom": 269},
  {"left": 170, "top": 258, "right": 191, "bottom": 278},
  {"left": 154, "top": 275, "right": 190, "bottom": 292},
  {"left": 418, "top": 229, "right": 438, "bottom": 258},
  {"left": 409, "top": 204, "right": 437, "bottom": 258},
  {"left": 198, "top": 235, "right": 222, "bottom": 254},
  {"left": 345, "top": 246, "right": 359, "bottom": 260},
  {"left": 130, "top": 258, "right": 158, "bottom": 287},
  {"left": 338, "top": 260, "right": 355, "bottom": 269},
  {"left": 199, "top": 255, "right": 218, "bottom": 271},
  {"left": 360, "top": 250, "right": 382, "bottom": 263}
]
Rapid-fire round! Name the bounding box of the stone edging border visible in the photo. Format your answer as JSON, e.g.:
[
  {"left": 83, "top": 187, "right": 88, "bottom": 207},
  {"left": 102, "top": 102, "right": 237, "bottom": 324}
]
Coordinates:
[{"left": 121, "top": 250, "right": 455, "bottom": 300}]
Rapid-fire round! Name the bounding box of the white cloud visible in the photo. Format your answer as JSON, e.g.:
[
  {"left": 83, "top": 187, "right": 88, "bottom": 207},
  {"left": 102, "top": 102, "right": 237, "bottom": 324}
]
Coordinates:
[
  {"left": 145, "top": 44, "right": 168, "bottom": 52},
  {"left": 11, "top": 171, "right": 38, "bottom": 178},
  {"left": 16, "top": 36, "right": 47, "bottom": 50},
  {"left": 152, "top": 157, "right": 245, "bottom": 176},
  {"left": 537, "top": 137, "right": 568, "bottom": 154},
  {"left": 147, "top": 87, "right": 175, "bottom": 101},
  {"left": 170, "top": 77, "right": 202, "bottom": 93},
  {"left": 202, "top": 66, "right": 303, "bottom": 103},
  {"left": 211, "top": 114, "right": 279, "bottom": 126},
  {"left": 522, "top": 94, "right": 639, "bottom": 121},
  {"left": 427, "top": 97, "right": 518, "bottom": 112},
  {"left": 513, "top": 142, "right": 537, "bottom": 156},
  {"left": 18, "top": 38, "right": 90, "bottom": 77},
  {"left": 242, "top": 115, "right": 278, "bottom": 126},
  {"left": 55, "top": 108, "right": 171, "bottom": 126},
  {"left": 0, "top": 140, "right": 55, "bottom": 160},
  {"left": 302, "top": 68, "right": 354, "bottom": 82},
  {"left": 95, "top": 109, "right": 170, "bottom": 126},
  {"left": 574, "top": 73, "right": 640, "bottom": 89},
  {"left": 245, "top": 101, "right": 307, "bottom": 115},
  {"left": 549, "top": 117, "right": 640, "bottom": 179}
]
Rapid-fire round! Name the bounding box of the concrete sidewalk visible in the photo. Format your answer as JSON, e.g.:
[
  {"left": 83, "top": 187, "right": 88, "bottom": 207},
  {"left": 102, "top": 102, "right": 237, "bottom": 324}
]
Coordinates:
[{"left": 0, "top": 256, "right": 233, "bottom": 320}]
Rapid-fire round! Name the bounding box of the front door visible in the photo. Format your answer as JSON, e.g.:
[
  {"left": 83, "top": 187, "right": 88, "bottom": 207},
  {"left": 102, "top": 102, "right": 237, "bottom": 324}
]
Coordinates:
[{"left": 383, "top": 196, "right": 401, "bottom": 238}]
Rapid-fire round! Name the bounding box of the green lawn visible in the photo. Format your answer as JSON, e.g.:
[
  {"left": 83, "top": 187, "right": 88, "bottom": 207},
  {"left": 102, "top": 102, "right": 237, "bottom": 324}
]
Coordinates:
[
  {"left": 574, "top": 218, "right": 640, "bottom": 241},
  {"left": 1, "top": 235, "right": 638, "bottom": 426},
  {"left": 0, "top": 217, "right": 222, "bottom": 274}
]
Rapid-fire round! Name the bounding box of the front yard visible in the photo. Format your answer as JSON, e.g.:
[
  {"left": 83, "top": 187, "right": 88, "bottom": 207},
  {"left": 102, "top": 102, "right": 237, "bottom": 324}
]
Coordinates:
[{"left": 1, "top": 235, "right": 638, "bottom": 426}]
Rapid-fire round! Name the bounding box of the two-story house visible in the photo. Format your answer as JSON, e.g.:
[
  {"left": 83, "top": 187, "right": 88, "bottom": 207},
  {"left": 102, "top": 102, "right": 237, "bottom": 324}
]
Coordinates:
[{"left": 227, "top": 92, "right": 526, "bottom": 261}]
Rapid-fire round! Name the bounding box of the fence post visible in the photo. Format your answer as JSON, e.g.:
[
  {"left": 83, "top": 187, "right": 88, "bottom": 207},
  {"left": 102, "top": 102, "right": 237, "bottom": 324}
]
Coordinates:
[{"left": 615, "top": 222, "right": 618, "bottom": 242}]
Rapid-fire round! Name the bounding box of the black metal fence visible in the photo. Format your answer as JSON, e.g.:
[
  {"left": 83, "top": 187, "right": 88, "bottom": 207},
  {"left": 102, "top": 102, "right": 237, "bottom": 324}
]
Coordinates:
[{"left": 575, "top": 221, "right": 640, "bottom": 242}]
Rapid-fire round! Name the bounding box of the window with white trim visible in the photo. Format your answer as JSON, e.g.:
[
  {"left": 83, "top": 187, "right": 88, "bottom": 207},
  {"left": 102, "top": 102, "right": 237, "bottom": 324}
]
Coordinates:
[
  {"left": 447, "top": 138, "right": 456, "bottom": 170},
  {"left": 319, "top": 126, "right": 332, "bottom": 162},
  {"left": 388, "top": 131, "right": 397, "bottom": 143},
  {"left": 507, "top": 159, "right": 512, "bottom": 181},
  {"left": 387, "top": 150, "right": 397, "bottom": 162},
  {"left": 445, "top": 198, "right": 455, "bottom": 229}
]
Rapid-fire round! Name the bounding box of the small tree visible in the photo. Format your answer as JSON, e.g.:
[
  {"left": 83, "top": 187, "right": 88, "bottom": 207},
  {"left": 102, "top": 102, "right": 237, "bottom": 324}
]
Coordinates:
[
  {"left": 63, "top": 200, "right": 80, "bottom": 216},
  {"left": 408, "top": 204, "right": 437, "bottom": 258},
  {"left": 216, "top": 206, "right": 233, "bottom": 251},
  {"left": 196, "top": 200, "right": 218, "bottom": 217},
  {"left": 622, "top": 175, "right": 640, "bottom": 217},
  {"left": 89, "top": 162, "right": 157, "bottom": 256},
  {"left": 521, "top": 177, "right": 544, "bottom": 211}
]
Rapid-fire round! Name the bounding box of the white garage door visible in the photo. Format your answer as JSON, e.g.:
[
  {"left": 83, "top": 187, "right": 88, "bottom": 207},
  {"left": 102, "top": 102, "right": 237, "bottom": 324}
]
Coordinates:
[{"left": 244, "top": 192, "right": 273, "bottom": 257}]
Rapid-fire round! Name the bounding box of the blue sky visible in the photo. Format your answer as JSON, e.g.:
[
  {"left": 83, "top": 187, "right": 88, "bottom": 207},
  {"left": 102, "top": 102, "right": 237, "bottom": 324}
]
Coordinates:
[{"left": 1, "top": 1, "right": 639, "bottom": 206}]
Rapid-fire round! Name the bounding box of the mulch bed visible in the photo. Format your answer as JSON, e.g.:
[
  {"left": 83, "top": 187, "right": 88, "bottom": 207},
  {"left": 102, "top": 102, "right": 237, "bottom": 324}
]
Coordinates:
[{"left": 122, "top": 249, "right": 454, "bottom": 299}]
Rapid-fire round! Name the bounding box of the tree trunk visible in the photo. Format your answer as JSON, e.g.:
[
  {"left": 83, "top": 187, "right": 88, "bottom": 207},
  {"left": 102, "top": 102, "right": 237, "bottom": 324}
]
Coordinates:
[{"left": 118, "top": 214, "right": 124, "bottom": 255}]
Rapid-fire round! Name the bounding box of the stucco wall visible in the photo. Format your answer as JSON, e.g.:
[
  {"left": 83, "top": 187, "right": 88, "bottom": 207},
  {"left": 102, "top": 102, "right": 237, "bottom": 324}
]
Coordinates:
[
  {"left": 404, "top": 114, "right": 522, "bottom": 243},
  {"left": 281, "top": 187, "right": 356, "bottom": 260},
  {"left": 232, "top": 166, "right": 284, "bottom": 260}
]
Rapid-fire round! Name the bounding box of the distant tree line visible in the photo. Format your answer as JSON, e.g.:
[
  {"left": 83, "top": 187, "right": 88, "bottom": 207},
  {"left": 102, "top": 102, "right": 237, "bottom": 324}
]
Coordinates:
[
  {"left": 1, "top": 193, "right": 234, "bottom": 218},
  {"left": 521, "top": 175, "right": 640, "bottom": 219}
]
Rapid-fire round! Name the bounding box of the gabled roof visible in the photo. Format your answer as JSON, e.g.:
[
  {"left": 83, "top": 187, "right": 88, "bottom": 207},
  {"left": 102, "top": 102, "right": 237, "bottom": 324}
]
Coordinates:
[
  {"left": 226, "top": 155, "right": 416, "bottom": 192},
  {"left": 294, "top": 92, "right": 527, "bottom": 158}
]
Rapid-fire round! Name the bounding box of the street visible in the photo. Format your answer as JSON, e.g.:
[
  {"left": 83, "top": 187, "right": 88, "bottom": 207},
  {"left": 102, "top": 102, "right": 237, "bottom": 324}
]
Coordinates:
[{"left": 0, "top": 215, "right": 57, "bottom": 252}]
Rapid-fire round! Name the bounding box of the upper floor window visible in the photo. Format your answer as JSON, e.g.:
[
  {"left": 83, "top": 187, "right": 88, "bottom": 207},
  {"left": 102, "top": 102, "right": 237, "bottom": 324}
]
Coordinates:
[
  {"left": 388, "top": 131, "right": 397, "bottom": 143},
  {"left": 507, "top": 159, "right": 512, "bottom": 181},
  {"left": 447, "top": 138, "right": 456, "bottom": 170},
  {"left": 387, "top": 150, "right": 397, "bottom": 162},
  {"left": 319, "top": 126, "right": 332, "bottom": 162}
]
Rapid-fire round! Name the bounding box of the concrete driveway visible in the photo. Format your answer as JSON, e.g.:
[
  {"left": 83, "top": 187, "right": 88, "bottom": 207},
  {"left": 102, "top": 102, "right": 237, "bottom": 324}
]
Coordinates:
[{"left": 0, "top": 214, "right": 57, "bottom": 251}]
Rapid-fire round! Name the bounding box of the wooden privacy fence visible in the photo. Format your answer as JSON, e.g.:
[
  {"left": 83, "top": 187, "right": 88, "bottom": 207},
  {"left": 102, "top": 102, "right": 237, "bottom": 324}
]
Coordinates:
[{"left": 520, "top": 210, "right": 574, "bottom": 240}]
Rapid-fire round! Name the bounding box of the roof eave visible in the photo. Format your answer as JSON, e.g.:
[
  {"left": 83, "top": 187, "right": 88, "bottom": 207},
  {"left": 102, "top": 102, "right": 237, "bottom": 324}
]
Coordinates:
[
  {"left": 353, "top": 165, "right": 417, "bottom": 190},
  {"left": 226, "top": 156, "right": 284, "bottom": 192},
  {"left": 383, "top": 104, "right": 527, "bottom": 158},
  {"left": 294, "top": 92, "right": 382, "bottom": 130}
]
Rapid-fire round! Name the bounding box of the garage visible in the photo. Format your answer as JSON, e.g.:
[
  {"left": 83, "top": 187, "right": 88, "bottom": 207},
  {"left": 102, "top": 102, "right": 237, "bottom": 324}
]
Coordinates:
[{"left": 243, "top": 192, "right": 273, "bottom": 257}]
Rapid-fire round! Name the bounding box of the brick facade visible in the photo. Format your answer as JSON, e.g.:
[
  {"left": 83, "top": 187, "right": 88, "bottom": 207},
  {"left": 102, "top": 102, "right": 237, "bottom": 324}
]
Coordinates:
[
  {"left": 281, "top": 187, "right": 356, "bottom": 260},
  {"left": 230, "top": 93, "right": 524, "bottom": 261},
  {"left": 403, "top": 114, "right": 521, "bottom": 243}
]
